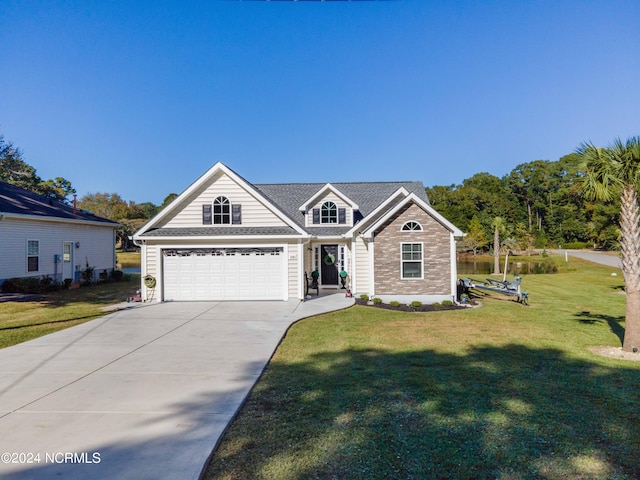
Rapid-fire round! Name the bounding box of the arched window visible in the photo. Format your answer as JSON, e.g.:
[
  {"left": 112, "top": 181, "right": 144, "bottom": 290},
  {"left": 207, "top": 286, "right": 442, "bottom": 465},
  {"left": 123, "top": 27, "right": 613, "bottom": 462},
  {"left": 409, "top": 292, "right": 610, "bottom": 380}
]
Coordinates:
[
  {"left": 213, "top": 196, "right": 231, "bottom": 224},
  {"left": 321, "top": 201, "right": 337, "bottom": 224},
  {"left": 402, "top": 221, "right": 423, "bottom": 231}
]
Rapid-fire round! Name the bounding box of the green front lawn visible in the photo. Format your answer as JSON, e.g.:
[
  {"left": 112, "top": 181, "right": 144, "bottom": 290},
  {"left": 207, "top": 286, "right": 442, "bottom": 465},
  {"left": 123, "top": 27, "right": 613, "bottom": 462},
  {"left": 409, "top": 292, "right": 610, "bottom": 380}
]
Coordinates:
[
  {"left": 0, "top": 275, "right": 140, "bottom": 349},
  {"left": 205, "top": 259, "right": 640, "bottom": 480}
]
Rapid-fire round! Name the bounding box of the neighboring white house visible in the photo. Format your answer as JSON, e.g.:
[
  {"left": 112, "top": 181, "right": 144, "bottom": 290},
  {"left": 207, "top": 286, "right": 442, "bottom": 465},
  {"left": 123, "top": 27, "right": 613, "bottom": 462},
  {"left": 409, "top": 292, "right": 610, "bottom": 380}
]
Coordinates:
[
  {"left": 133, "top": 163, "right": 463, "bottom": 302},
  {"left": 134, "top": 162, "right": 464, "bottom": 303},
  {"left": 0, "top": 181, "right": 119, "bottom": 286}
]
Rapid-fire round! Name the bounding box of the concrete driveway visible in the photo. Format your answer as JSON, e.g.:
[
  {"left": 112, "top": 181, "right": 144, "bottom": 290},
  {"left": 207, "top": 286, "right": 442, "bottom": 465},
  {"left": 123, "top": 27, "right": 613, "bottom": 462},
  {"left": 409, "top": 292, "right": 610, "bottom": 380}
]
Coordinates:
[{"left": 0, "top": 295, "right": 353, "bottom": 479}]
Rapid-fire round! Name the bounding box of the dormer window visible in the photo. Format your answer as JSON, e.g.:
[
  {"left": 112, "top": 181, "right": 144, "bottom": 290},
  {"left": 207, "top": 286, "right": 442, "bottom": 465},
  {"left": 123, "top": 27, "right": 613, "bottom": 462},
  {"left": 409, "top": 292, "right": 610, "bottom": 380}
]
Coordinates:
[
  {"left": 311, "top": 201, "right": 346, "bottom": 225},
  {"left": 402, "top": 221, "right": 422, "bottom": 231},
  {"left": 321, "top": 201, "right": 337, "bottom": 224}
]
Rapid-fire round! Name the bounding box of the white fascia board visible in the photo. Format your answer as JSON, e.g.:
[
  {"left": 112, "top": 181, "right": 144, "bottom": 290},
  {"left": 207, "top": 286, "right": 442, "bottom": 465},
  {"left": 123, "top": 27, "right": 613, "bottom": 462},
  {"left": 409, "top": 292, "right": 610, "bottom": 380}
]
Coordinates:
[
  {"left": 134, "top": 162, "right": 307, "bottom": 238},
  {"left": 311, "top": 234, "right": 349, "bottom": 241},
  {"left": 134, "top": 161, "right": 226, "bottom": 237},
  {"left": 223, "top": 165, "right": 308, "bottom": 235},
  {"left": 0, "top": 212, "right": 118, "bottom": 228},
  {"left": 344, "top": 187, "right": 409, "bottom": 237},
  {"left": 140, "top": 234, "right": 309, "bottom": 242},
  {"left": 298, "top": 183, "right": 359, "bottom": 211},
  {"left": 361, "top": 193, "right": 465, "bottom": 238}
]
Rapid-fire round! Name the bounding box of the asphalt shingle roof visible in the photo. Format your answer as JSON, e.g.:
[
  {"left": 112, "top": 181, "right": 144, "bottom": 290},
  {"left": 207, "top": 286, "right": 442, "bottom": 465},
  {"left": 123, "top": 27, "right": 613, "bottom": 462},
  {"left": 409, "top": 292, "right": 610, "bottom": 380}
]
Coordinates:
[
  {"left": 254, "top": 181, "right": 429, "bottom": 231},
  {"left": 136, "top": 166, "right": 431, "bottom": 239},
  {"left": 0, "top": 181, "right": 118, "bottom": 225}
]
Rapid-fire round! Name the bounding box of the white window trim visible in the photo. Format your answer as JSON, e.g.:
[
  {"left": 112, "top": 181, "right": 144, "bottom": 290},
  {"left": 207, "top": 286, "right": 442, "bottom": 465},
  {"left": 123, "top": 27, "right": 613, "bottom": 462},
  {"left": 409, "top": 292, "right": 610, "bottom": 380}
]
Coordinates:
[
  {"left": 401, "top": 220, "right": 423, "bottom": 231},
  {"left": 400, "top": 242, "right": 423, "bottom": 280},
  {"left": 213, "top": 196, "right": 231, "bottom": 225},
  {"left": 320, "top": 201, "right": 338, "bottom": 224},
  {"left": 27, "top": 239, "right": 40, "bottom": 273}
]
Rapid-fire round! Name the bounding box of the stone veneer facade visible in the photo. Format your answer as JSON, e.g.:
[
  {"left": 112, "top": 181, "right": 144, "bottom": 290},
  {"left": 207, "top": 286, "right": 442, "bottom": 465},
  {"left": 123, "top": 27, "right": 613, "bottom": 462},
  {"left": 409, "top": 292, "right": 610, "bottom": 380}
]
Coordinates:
[{"left": 373, "top": 203, "right": 451, "bottom": 295}]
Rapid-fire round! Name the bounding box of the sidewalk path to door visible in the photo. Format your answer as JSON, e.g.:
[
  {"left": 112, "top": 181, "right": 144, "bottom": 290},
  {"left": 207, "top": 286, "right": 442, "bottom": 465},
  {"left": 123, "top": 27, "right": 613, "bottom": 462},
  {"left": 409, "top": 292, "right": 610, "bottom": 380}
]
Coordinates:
[{"left": 0, "top": 294, "right": 354, "bottom": 480}]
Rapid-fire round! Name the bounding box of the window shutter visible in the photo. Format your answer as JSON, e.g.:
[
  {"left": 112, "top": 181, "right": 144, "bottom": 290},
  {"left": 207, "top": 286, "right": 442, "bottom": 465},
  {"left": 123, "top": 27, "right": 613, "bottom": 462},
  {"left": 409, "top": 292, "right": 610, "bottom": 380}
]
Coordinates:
[
  {"left": 202, "top": 204, "right": 212, "bottom": 225},
  {"left": 232, "top": 204, "right": 242, "bottom": 224},
  {"left": 338, "top": 208, "right": 346, "bottom": 224},
  {"left": 312, "top": 208, "right": 320, "bottom": 224}
]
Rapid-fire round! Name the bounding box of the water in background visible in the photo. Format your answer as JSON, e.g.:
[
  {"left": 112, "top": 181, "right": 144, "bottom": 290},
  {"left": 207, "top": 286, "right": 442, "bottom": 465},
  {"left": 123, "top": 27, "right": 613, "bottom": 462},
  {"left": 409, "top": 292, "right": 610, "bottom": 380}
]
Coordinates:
[{"left": 457, "top": 259, "right": 557, "bottom": 275}]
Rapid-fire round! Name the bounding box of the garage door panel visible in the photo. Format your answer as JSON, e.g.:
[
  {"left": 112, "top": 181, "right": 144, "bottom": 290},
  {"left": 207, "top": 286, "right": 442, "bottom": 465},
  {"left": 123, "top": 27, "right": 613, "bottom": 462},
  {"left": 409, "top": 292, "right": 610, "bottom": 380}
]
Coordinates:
[{"left": 163, "top": 247, "right": 285, "bottom": 301}]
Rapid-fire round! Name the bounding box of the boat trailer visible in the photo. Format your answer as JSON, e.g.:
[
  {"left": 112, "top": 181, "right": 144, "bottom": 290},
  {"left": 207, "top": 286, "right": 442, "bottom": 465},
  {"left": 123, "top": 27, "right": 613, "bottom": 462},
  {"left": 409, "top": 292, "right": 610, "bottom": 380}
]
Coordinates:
[{"left": 458, "top": 275, "right": 529, "bottom": 305}]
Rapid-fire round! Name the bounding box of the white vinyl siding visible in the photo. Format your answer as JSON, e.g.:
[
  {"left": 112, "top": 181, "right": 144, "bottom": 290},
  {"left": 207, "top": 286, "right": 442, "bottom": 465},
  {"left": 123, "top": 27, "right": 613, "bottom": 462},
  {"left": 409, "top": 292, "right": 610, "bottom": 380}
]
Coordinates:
[
  {"left": 161, "top": 171, "right": 288, "bottom": 229},
  {"left": 353, "top": 236, "right": 370, "bottom": 294},
  {"left": 144, "top": 245, "right": 158, "bottom": 281},
  {"left": 287, "top": 243, "right": 299, "bottom": 298},
  {"left": 0, "top": 217, "right": 116, "bottom": 283}
]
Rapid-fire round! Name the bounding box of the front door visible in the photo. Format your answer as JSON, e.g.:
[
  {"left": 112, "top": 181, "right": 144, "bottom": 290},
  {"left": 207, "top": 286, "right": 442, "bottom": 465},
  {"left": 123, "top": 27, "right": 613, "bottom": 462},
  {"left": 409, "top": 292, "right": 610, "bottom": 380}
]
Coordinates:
[
  {"left": 320, "top": 244, "right": 339, "bottom": 285},
  {"left": 63, "top": 242, "right": 74, "bottom": 281}
]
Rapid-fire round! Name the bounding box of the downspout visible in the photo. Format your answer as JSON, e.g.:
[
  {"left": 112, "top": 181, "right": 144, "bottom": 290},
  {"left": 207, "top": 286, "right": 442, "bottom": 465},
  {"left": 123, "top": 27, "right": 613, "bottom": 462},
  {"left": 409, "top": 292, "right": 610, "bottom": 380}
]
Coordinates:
[{"left": 132, "top": 238, "right": 147, "bottom": 300}]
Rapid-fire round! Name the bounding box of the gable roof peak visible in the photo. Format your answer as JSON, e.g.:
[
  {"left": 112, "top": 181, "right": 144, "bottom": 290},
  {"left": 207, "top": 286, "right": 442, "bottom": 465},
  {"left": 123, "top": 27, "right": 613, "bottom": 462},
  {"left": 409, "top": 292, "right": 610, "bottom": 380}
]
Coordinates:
[
  {"left": 298, "top": 182, "right": 360, "bottom": 211},
  {"left": 134, "top": 161, "right": 308, "bottom": 238}
]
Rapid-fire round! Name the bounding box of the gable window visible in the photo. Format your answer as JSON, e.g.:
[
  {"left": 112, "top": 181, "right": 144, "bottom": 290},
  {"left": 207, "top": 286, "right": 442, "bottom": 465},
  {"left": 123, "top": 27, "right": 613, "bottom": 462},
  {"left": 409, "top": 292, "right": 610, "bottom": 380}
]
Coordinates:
[
  {"left": 402, "top": 221, "right": 422, "bottom": 231},
  {"left": 401, "top": 243, "right": 423, "bottom": 279},
  {"left": 27, "top": 240, "right": 39, "bottom": 272},
  {"left": 204, "top": 199, "right": 241, "bottom": 225},
  {"left": 213, "top": 196, "right": 231, "bottom": 224},
  {"left": 321, "top": 201, "right": 337, "bottom": 224}
]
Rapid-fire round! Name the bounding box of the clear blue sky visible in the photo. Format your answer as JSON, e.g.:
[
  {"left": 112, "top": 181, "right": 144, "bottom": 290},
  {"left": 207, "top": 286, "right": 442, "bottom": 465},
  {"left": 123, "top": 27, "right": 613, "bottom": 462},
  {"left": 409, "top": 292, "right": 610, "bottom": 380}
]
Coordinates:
[{"left": 1, "top": 1, "right": 638, "bottom": 205}]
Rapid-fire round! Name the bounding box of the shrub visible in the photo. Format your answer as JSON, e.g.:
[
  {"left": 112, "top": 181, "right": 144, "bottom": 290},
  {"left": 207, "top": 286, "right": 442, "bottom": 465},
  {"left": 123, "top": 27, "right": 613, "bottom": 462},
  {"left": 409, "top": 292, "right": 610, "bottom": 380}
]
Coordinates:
[
  {"left": 389, "top": 301, "right": 400, "bottom": 307},
  {"left": 1, "top": 276, "right": 60, "bottom": 294},
  {"left": 563, "top": 241, "right": 591, "bottom": 250},
  {"left": 372, "top": 297, "right": 383, "bottom": 305},
  {"left": 81, "top": 263, "right": 95, "bottom": 284},
  {"left": 410, "top": 301, "right": 422, "bottom": 308},
  {"left": 432, "top": 302, "right": 441, "bottom": 308},
  {"left": 359, "top": 294, "right": 369, "bottom": 302},
  {"left": 442, "top": 300, "right": 453, "bottom": 306}
]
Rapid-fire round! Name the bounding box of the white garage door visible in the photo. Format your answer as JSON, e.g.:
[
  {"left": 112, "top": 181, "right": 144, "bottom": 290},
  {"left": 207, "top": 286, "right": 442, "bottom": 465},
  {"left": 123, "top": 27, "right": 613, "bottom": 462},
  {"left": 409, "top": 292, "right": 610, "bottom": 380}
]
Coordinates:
[{"left": 162, "top": 247, "right": 286, "bottom": 301}]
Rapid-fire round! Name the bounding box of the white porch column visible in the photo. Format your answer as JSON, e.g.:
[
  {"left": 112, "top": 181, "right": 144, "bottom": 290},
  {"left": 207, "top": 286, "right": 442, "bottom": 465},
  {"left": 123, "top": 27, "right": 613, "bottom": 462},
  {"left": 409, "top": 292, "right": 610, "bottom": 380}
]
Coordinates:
[{"left": 368, "top": 236, "right": 375, "bottom": 298}]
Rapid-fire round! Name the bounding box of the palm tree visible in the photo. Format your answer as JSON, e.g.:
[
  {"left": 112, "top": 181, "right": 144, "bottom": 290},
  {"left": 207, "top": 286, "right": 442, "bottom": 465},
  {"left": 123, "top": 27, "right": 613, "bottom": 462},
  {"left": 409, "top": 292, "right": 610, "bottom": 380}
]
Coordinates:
[
  {"left": 491, "top": 217, "right": 506, "bottom": 275},
  {"left": 577, "top": 136, "right": 640, "bottom": 352}
]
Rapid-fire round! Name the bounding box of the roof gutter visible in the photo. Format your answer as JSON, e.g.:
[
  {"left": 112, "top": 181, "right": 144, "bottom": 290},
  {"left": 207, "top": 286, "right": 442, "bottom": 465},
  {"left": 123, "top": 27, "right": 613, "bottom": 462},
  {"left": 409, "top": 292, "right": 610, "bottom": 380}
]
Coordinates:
[
  {"left": 0, "top": 212, "right": 119, "bottom": 228},
  {"left": 134, "top": 234, "right": 306, "bottom": 242}
]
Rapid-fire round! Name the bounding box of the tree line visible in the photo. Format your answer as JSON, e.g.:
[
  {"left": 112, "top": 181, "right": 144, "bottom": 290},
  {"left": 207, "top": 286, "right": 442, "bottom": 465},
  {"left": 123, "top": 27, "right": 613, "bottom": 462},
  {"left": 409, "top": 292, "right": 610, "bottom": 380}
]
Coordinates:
[
  {"left": 0, "top": 135, "right": 176, "bottom": 250},
  {"left": 0, "top": 133, "right": 623, "bottom": 253},
  {"left": 426, "top": 153, "right": 620, "bottom": 253}
]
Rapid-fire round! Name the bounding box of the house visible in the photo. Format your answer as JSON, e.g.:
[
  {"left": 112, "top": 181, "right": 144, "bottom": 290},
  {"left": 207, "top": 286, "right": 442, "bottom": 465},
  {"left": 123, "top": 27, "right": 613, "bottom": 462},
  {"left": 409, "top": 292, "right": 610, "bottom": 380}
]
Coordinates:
[
  {"left": 133, "top": 162, "right": 463, "bottom": 303},
  {"left": 0, "top": 181, "right": 119, "bottom": 286}
]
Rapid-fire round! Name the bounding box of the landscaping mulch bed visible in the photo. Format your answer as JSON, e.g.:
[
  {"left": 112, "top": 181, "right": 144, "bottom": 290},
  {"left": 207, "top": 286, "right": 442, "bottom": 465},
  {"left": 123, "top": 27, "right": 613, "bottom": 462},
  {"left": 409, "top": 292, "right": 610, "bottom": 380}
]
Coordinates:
[{"left": 354, "top": 298, "right": 470, "bottom": 312}]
